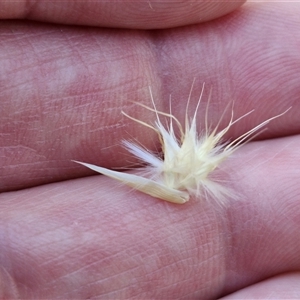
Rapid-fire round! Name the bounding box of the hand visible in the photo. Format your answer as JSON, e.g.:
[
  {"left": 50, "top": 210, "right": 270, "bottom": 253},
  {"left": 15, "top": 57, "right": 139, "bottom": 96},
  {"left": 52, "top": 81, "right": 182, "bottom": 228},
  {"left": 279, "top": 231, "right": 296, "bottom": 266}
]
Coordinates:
[{"left": 1, "top": 1, "right": 300, "bottom": 298}]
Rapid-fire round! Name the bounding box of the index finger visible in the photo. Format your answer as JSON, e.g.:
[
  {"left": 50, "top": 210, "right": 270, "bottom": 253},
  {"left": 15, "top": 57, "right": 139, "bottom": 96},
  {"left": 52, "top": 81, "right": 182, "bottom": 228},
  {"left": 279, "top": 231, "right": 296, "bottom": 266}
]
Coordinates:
[{"left": 1, "top": 0, "right": 246, "bottom": 29}]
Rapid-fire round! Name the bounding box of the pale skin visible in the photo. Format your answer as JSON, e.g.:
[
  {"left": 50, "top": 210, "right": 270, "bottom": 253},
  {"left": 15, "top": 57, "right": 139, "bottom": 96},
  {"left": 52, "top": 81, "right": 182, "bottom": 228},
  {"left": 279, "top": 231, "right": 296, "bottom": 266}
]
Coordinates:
[{"left": 1, "top": 1, "right": 300, "bottom": 299}]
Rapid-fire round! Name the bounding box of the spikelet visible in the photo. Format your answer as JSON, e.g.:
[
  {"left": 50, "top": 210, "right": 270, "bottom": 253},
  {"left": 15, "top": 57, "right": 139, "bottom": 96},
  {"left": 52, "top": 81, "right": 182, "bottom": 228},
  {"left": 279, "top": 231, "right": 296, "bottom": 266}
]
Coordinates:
[{"left": 74, "top": 85, "right": 289, "bottom": 204}]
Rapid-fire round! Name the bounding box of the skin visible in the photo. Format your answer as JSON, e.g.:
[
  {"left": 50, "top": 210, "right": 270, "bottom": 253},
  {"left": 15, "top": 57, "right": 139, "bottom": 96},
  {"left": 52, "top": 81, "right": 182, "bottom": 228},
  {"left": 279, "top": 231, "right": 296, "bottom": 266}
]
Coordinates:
[{"left": 1, "top": 0, "right": 300, "bottom": 298}]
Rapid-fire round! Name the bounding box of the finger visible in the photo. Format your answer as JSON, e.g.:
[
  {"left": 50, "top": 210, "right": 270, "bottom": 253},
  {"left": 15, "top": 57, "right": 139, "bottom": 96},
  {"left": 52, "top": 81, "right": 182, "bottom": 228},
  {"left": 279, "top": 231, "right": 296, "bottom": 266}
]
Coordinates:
[
  {"left": 0, "top": 135, "right": 299, "bottom": 298},
  {"left": 220, "top": 272, "right": 300, "bottom": 299},
  {"left": 0, "top": 172, "right": 224, "bottom": 299},
  {"left": 1, "top": 2, "right": 300, "bottom": 191},
  {"left": 219, "top": 135, "right": 300, "bottom": 297},
  {"left": 0, "top": 0, "right": 245, "bottom": 29}
]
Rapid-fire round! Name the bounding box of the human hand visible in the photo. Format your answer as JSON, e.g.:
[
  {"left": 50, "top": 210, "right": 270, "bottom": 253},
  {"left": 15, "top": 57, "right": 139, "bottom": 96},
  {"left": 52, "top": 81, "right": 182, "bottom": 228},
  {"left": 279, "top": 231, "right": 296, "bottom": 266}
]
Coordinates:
[{"left": 1, "top": 1, "right": 300, "bottom": 298}]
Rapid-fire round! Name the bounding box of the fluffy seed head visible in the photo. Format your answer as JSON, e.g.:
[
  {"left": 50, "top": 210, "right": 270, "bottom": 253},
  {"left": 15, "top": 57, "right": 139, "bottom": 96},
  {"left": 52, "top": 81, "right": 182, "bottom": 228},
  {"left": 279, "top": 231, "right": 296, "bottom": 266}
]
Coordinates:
[{"left": 74, "top": 85, "right": 290, "bottom": 204}]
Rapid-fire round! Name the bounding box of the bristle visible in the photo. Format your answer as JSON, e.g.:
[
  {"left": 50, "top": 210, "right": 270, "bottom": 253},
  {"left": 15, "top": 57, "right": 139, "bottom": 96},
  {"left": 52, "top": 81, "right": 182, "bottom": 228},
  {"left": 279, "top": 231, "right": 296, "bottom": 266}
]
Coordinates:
[{"left": 74, "top": 86, "right": 290, "bottom": 204}]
